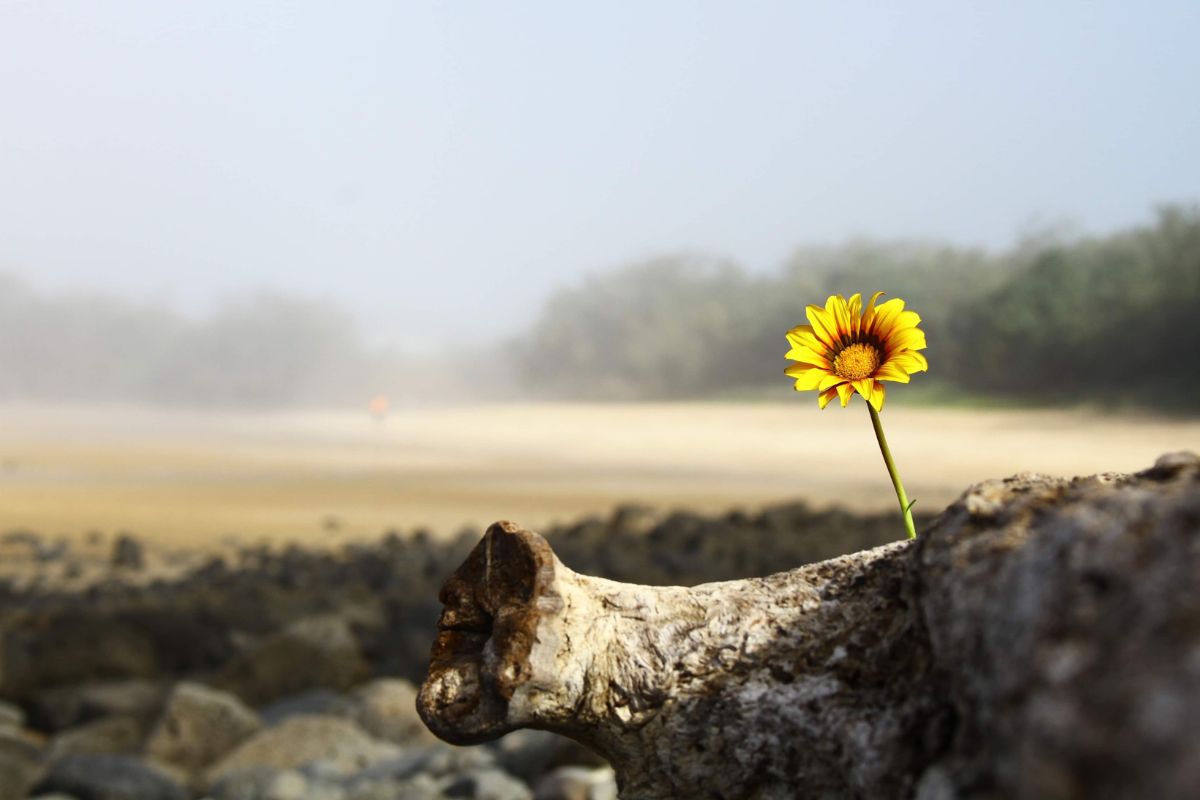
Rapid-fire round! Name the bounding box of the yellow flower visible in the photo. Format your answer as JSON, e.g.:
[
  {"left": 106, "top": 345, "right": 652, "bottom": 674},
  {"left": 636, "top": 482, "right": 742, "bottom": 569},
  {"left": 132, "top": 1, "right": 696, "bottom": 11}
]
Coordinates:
[{"left": 785, "top": 292, "right": 928, "bottom": 411}]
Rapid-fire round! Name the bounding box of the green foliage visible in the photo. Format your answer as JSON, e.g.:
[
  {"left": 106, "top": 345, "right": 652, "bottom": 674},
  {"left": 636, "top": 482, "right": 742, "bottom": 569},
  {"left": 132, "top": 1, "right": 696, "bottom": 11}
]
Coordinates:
[
  {"left": 516, "top": 205, "right": 1200, "bottom": 411},
  {"left": 953, "top": 206, "right": 1200, "bottom": 408}
]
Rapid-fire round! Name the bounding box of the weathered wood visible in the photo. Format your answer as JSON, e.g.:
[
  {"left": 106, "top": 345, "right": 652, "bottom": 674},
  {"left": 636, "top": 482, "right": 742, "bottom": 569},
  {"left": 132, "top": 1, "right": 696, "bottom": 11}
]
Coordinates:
[
  {"left": 418, "top": 453, "right": 1200, "bottom": 799},
  {"left": 416, "top": 523, "right": 939, "bottom": 798}
]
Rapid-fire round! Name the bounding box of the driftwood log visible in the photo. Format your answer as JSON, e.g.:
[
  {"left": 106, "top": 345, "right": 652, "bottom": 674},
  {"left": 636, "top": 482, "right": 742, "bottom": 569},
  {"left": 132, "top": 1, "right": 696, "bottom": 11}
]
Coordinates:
[{"left": 418, "top": 453, "right": 1200, "bottom": 799}]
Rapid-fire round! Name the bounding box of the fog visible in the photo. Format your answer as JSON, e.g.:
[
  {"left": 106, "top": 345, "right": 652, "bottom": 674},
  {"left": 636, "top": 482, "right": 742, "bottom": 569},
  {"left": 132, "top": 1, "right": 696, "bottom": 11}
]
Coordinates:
[{"left": 2, "top": 1, "right": 1198, "bottom": 373}]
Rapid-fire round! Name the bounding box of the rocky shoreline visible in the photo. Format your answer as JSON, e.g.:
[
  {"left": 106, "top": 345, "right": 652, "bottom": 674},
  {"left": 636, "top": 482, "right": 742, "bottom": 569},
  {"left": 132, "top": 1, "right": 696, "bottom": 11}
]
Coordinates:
[{"left": 0, "top": 501, "right": 923, "bottom": 799}]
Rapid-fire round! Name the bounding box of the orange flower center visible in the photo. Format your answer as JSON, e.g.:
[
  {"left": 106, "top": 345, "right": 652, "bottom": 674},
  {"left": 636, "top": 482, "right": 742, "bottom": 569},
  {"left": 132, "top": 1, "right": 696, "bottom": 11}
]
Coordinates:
[{"left": 833, "top": 342, "right": 880, "bottom": 381}]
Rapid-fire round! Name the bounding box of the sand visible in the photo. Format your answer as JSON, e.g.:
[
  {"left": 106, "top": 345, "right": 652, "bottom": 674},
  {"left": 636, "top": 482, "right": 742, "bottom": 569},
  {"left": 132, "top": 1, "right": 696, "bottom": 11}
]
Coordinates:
[{"left": 0, "top": 402, "right": 1196, "bottom": 549}]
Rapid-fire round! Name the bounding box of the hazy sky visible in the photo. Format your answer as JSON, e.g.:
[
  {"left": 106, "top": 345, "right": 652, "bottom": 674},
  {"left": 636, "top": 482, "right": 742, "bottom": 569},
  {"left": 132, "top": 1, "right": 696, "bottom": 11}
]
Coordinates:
[{"left": 1, "top": 1, "right": 1197, "bottom": 348}]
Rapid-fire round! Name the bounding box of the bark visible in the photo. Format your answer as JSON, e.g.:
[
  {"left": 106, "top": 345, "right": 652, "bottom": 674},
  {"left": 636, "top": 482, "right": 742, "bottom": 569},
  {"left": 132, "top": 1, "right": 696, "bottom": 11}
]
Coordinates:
[{"left": 417, "top": 452, "right": 1200, "bottom": 800}]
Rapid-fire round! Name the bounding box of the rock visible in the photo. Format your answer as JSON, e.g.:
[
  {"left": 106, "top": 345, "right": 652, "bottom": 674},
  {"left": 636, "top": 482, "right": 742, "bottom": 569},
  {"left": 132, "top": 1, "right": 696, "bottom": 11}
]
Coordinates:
[
  {"left": 440, "top": 768, "right": 532, "bottom": 800},
  {"left": 532, "top": 767, "right": 617, "bottom": 800},
  {"left": 350, "top": 678, "right": 435, "bottom": 745},
  {"left": 111, "top": 535, "right": 144, "bottom": 570},
  {"left": 48, "top": 715, "right": 144, "bottom": 759},
  {"left": 32, "top": 753, "right": 187, "bottom": 800},
  {"left": 259, "top": 770, "right": 311, "bottom": 800},
  {"left": 205, "top": 715, "right": 401, "bottom": 785},
  {"left": 0, "top": 730, "right": 44, "bottom": 800},
  {"left": 205, "top": 766, "right": 282, "bottom": 800},
  {"left": 0, "top": 700, "right": 24, "bottom": 731},
  {"left": 214, "top": 615, "right": 370, "bottom": 706},
  {"left": 344, "top": 773, "right": 442, "bottom": 800},
  {"left": 259, "top": 689, "right": 355, "bottom": 727},
  {"left": 2, "top": 622, "right": 160, "bottom": 702},
  {"left": 144, "top": 681, "right": 262, "bottom": 772},
  {"left": 489, "top": 731, "right": 605, "bottom": 785},
  {"left": 29, "top": 680, "right": 167, "bottom": 732},
  {"left": 607, "top": 504, "right": 657, "bottom": 537},
  {"left": 209, "top": 763, "right": 347, "bottom": 800}
]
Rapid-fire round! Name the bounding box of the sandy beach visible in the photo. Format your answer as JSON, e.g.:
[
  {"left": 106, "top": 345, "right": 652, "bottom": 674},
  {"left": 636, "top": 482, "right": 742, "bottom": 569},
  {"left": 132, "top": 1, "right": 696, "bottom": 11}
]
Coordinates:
[{"left": 0, "top": 402, "right": 1195, "bottom": 548}]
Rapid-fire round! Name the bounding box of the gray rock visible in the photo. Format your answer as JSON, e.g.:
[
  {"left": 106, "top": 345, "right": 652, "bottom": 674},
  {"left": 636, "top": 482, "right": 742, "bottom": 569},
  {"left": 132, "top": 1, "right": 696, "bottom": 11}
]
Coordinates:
[
  {"left": 345, "top": 774, "right": 442, "bottom": 800},
  {"left": 0, "top": 699, "right": 25, "bottom": 730},
  {"left": 48, "top": 715, "right": 144, "bottom": 759},
  {"left": 3, "top": 626, "right": 160, "bottom": 705},
  {"left": 259, "top": 689, "right": 355, "bottom": 727},
  {"left": 260, "top": 770, "right": 314, "bottom": 800},
  {"left": 489, "top": 731, "right": 605, "bottom": 785},
  {"left": 214, "top": 615, "right": 370, "bottom": 706},
  {"left": 144, "top": 681, "right": 261, "bottom": 772},
  {"left": 31, "top": 680, "right": 167, "bottom": 732},
  {"left": 32, "top": 753, "right": 187, "bottom": 800},
  {"left": 205, "top": 765, "right": 282, "bottom": 800},
  {"left": 111, "top": 535, "right": 144, "bottom": 570},
  {"left": 532, "top": 767, "right": 616, "bottom": 800},
  {"left": 440, "top": 768, "right": 531, "bottom": 800},
  {"left": 349, "top": 745, "right": 495, "bottom": 785},
  {"left": 206, "top": 715, "right": 401, "bottom": 785},
  {"left": 350, "top": 678, "right": 435, "bottom": 745},
  {"left": 0, "top": 730, "right": 44, "bottom": 800}
]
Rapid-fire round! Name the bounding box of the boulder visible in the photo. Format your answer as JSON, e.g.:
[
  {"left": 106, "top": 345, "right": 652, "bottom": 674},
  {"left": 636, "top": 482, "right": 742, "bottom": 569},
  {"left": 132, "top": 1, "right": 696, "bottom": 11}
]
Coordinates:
[
  {"left": 48, "top": 715, "right": 143, "bottom": 759},
  {"left": 143, "top": 681, "right": 261, "bottom": 772},
  {"left": 259, "top": 689, "right": 355, "bottom": 727},
  {"left": 205, "top": 715, "right": 401, "bottom": 785},
  {"left": 111, "top": 535, "right": 144, "bottom": 570},
  {"left": 350, "top": 678, "right": 436, "bottom": 745},
  {"left": 440, "top": 768, "right": 532, "bottom": 800},
  {"left": 1, "top": 621, "right": 159, "bottom": 701},
  {"left": 214, "top": 614, "right": 370, "bottom": 706},
  {"left": 32, "top": 753, "right": 187, "bottom": 800},
  {"left": 532, "top": 767, "right": 617, "bottom": 800},
  {"left": 29, "top": 680, "right": 167, "bottom": 732},
  {"left": 0, "top": 700, "right": 25, "bottom": 731},
  {"left": 0, "top": 729, "right": 44, "bottom": 800},
  {"left": 489, "top": 731, "right": 605, "bottom": 786}
]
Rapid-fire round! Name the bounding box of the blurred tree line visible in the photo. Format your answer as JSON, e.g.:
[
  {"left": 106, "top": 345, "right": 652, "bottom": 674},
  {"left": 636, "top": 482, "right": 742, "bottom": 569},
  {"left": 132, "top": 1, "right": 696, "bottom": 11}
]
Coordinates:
[
  {"left": 516, "top": 205, "right": 1200, "bottom": 411},
  {"left": 0, "top": 284, "right": 474, "bottom": 408}
]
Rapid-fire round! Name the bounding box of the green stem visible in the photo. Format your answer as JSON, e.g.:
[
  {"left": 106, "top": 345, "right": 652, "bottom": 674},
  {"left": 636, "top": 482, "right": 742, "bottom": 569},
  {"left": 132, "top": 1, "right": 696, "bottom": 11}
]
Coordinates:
[{"left": 868, "top": 404, "right": 917, "bottom": 540}]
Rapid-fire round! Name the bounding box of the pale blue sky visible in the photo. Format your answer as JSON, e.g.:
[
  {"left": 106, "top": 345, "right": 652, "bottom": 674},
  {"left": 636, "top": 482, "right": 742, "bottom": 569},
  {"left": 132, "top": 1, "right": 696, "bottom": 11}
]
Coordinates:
[{"left": 1, "top": 1, "right": 1197, "bottom": 348}]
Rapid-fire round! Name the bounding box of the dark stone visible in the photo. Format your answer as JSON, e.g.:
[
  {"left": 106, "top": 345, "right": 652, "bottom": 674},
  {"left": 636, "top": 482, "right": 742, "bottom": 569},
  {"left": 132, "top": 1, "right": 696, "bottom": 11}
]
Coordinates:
[
  {"left": 258, "top": 689, "right": 354, "bottom": 727},
  {"left": 111, "top": 535, "right": 144, "bottom": 570},
  {"left": 33, "top": 753, "right": 187, "bottom": 800}
]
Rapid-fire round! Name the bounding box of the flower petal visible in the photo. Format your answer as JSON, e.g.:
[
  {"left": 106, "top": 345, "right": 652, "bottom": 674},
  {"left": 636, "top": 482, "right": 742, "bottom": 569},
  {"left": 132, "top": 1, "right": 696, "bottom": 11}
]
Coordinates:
[
  {"left": 785, "top": 325, "right": 823, "bottom": 351},
  {"left": 887, "top": 351, "right": 929, "bottom": 373},
  {"left": 892, "top": 309, "right": 921, "bottom": 331},
  {"left": 853, "top": 378, "right": 875, "bottom": 404},
  {"left": 805, "top": 305, "right": 841, "bottom": 349},
  {"left": 875, "top": 363, "right": 912, "bottom": 383},
  {"left": 847, "top": 292, "right": 863, "bottom": 318},
  {"left": 869, "top": 298, "right": 906, "bottom": 337},
  {"left": 836, "top": 382, "right": 856, "bottom": 407},
  {"left": 826, "top": 294, "right": 853, "bottom": 340},
  {"left": 818, "top": 373, "right": 846, "bottom": 391},
  {"left": 868, "top": 381, "right": 886, "bottom": 411},
  {"left": 817, "top": 387, "right": 839, "bottom": 409},
  {"left": 886, "top": 327, "right": 927, "bottom": 352},
  {"left": 786, "top": 345, "right": 833, "bottom": 367},
  {"left": 861, "top": 291, "right": 886, "bottom": 334},
  {"left": 785, "top": 364, "right": 829, "bottom": 390}
]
